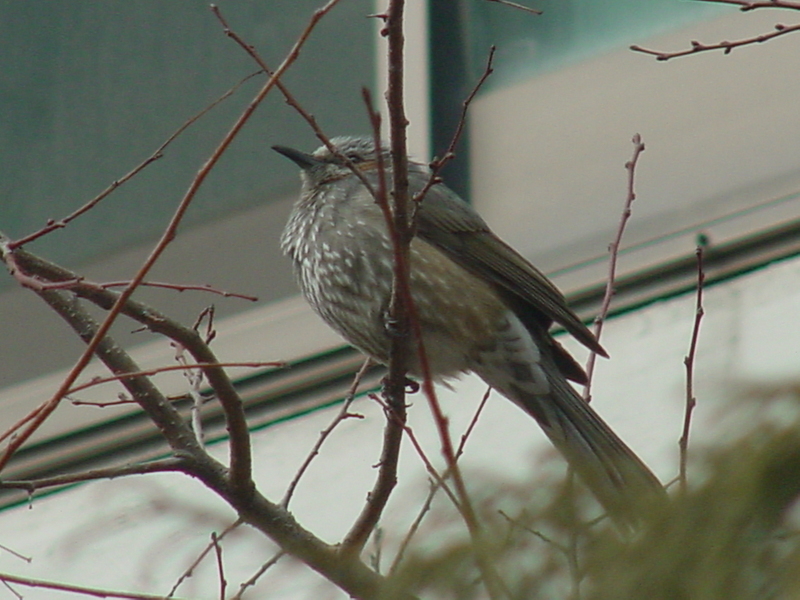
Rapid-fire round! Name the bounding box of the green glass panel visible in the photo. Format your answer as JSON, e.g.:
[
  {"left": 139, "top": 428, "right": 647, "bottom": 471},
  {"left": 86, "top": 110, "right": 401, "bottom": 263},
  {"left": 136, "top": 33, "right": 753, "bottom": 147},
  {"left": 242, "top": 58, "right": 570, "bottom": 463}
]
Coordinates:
[
  {"left": 462, "top": 0, "right": 727, "bottom": 88},
  {"left": 0, "top": 0, "right": 375, "bottom": 283}
]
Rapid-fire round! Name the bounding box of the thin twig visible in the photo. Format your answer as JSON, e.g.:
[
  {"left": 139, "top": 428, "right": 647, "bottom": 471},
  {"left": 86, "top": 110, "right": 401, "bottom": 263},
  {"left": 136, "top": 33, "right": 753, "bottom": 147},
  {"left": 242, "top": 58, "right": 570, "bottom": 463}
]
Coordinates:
[
  {"left": 390, "top": 480, "right": 438, "bottom": 575},
  {"left": 211, "top": 5, "right": 378, "bottom": 200},
  {"left": 69, "top": 395, "right": 136, "bottom": 408},
  {"left": 8, "top": 70, "right": 263, "bottom": 250},
  {"left": 66, "top": 362, "right": 282, "bottom": 396},
  {"left": 583, "top": 134, "right": 645, "bottom": 402},
  {"left": 458, "top": 386, "right": 492, "bottom": 456},
  {"left": 679, "top": 245, "right": 705, "bottom": 493},
  {"left": 167, "top": 520, "right": 242, "bottom": 598},
  {"left": 390, "top": 386, "right": 492, "bottom": 574},
  {"left": 12, "top": 273, "right": 259, "bottom": 301},
  {"left": 382, "top": 4, "right": 505, "bottom": 595},
  {"left": 192, "top": 305, "right": 216, "bottom": 344},
  {"left": 0, "top": 572, "right": 189, "bottom": 600},
  {"left": 210, "top": 532, "right": 227, "bottom": 600},
  {"left": 697, "top": 0, "right": 800, "bottom": 11},
  {"left": 1, "top": 579, "right": 21, "bottom": 600},
  {"left": 368, "top": 393, "right": 458, "bottom": 509},
  {"left": 281, "top": 358, "right": 372, "bottom": 508},
  {"left": 631, "top": 15, "right": 800, "bottom": 61},
  {"left": 484, "top": 0, "right": 542, "bottom": 14},
  {"left": 497, "top": 509, "right": 572, "bottom": 556},
  {"left": 0, "top": 12, "right": 321, "bottom": 485},
  {"left": 412, "top": 46, "right": 496, "bottom": 206},
  {"left": 231, "top": 551, "right": 285, "bottom": 600},
  {"left": 0, "top": 458, "right": 188, "bottom": 494},
  {"left": 100, "top": 281, "right": 258, "bottom": 302},
  {"left": 0, "top": 545, "right": 31, "bottom": 564},
  {"left": 339, "top": 90, "right": 406, "bottom": 556},
  {"left": 0, "top": 402, "right": 46, "bottom": 446}
]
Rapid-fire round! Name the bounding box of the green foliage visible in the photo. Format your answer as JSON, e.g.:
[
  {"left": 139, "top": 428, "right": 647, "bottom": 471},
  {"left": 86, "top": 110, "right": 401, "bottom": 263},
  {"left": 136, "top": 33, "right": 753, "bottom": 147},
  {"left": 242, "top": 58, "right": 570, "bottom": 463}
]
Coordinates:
[{"left": 385, "top": 391, "right": 800, "bottom": 600}]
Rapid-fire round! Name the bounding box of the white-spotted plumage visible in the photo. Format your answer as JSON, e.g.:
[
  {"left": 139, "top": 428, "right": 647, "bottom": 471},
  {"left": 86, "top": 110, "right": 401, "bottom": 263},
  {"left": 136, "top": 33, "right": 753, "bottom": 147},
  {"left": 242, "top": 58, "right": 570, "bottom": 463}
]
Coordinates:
[{"left": 277, "top": 136, "right": 666, "bottom": 525}]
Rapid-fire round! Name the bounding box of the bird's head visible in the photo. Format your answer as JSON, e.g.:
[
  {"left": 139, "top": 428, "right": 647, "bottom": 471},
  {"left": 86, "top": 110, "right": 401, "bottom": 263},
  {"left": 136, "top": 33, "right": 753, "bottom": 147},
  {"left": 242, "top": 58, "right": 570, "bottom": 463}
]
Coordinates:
[{"left": 273, "top": 136, "right": 391, "bottom": 189}]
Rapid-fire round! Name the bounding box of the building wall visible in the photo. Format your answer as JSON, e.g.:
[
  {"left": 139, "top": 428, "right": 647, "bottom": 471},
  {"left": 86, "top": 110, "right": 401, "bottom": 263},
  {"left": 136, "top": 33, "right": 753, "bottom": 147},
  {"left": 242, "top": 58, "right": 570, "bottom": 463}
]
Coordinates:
[
  {"left": 2, "top": 3, "right": 800, "bottom": 598},
  {"left": 1, "top": 250, "right": 798, "bottom": 599}
]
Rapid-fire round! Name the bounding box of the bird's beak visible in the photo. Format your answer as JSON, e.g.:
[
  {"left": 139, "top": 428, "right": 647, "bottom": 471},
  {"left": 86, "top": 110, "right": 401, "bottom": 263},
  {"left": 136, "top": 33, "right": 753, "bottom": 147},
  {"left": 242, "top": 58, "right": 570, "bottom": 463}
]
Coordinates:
[{"left": 272, "top": 145, "right": 321, "bottom": 170}]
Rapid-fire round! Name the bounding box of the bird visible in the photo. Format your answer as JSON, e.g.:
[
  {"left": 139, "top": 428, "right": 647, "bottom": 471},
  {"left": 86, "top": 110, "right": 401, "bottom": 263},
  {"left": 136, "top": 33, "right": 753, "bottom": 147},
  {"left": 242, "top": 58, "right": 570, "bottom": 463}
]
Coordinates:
[{"left": 275, "top": 136, "right": 665, "bottom": 523}]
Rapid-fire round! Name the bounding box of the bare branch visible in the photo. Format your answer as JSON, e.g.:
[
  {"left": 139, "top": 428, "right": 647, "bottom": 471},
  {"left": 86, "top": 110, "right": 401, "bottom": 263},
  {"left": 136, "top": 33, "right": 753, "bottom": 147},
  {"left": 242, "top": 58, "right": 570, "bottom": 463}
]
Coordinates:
[
  {"left": 631, "top": 0, "right": 800, "bottom": 62},
  {"left": 0, "top": 458, "right": 188, "bottom": 493},
  {"left": 679, "top": 245, "right": 706, "bottom": 493},
  {"left": 231, "top": 551, "right": 285, "bottom": 600},
  {"left": 281, "top": 358, "right": 372, "bottom": 508},
  {"left": 0, "top": 402, "right": 46, "bottom": 446},
  {"left": 484, "top": 0, "right": 542, "bottom": 14},
  {"left": 8, "top": 70, "right": 263, "bottom": 250},
  {"left": 0, "top": 545, "right": 31, "bottom": 564},
  {"left": 412, "top": 46, "right": 496, "bottom": 206},
  {"left": 28, "top": 287, "right": 202, "bottom": 456},
  {"left": 211, "top": 4, "right": 378, "bottom": 200},
  {"left": 99, "top": 281, "right": 258, "bottom": 302},
  {"left": 210, "top": 532, "right": 227, "bottom": 600},
  {"left": 69, "top": 395, "right": 137, "bottom": 408},
  {"left": 167, "top": 521, "right": 242, "bottom": 598},
  {"left": 1, "top": 578, "right": 22, "bottom": 600},
  {"left": 339, "top": 89, "right": 406, "bottom": 557},
  {"left": 380, "top": 3, "right": 505, "bottom": 596},
  {"left": 196, "top": 465, "right": 413, "bottom": 600},
  {"left": 583, "top": 134, "right": 645, "bottom": 402},
  {"left": 701, "top": 0, "right": 800, "bottom": 10},
  {"left": 0, "top": 243, "right": 251, "bottom": 489},
  {"left": 390, "top": 386, "right": 492, "bottom": 573},
  {"left": 0, "top": 572, "right": 190, "bottom": 600},
  {"left": 67, "top": 362, "right": 283, "bottom": 396},
  {"left": 368, "top": 393, "right": 458, "bottom": 508}
]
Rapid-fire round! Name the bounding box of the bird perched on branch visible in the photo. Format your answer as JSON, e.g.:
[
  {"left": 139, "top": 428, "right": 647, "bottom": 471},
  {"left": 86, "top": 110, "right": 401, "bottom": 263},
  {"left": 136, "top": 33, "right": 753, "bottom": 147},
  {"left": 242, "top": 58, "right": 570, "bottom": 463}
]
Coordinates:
[{"left": 276, "top": 136, "right": 664, "bottom": 523}]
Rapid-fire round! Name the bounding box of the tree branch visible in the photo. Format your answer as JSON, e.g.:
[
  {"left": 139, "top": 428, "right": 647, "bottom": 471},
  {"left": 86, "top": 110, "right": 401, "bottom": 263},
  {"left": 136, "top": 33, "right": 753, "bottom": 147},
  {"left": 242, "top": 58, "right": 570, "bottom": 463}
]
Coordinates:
[
  {"left": 631, "top": 0, "right": 800, "bottom": 61},
  {"left": 8, "top": 70, "right": 263, "bottom": 251},
  {"left": 701, "top": 0, "right": 800, "bottom": 11},
  {"left": 231, "top": 551, "right": 285, "bottom": 600},
  {"left": 282, "top": 358, "right": 372, "bottom": 509},
  {"left": 0, "top": 572, "right": 190, "bottom": 600},
  {"left": 30, "top": 287, "right": 202, "bottom": 455},
  {"left": 484, "top": 0, "right": 542, "bottom": 14},
  {"left": 680, "top": 245, "right": 706, "bottom": 493},
  {"left": 98, "top": 281, "right": 258, "bottom": 302},
  {"left": 338, "top": 88, "right": 407, "bottom": 557},
  {"left": 0, "top": 458, "right": 188, "bottom": 493},
  {"left": 167, "top": 520, "right": 242, "bottom": 598},
  {"left": 187, "top": 458, "right": 416, "bottom": 600},
  {"left": 211, "top": 3, "right": 379, "bottom": 200},
  {"left": 583, "top": 134, "right": 645, "bottom": 401},
  {"left": 67, "top": 362, "right": 283, "bottom": 397},
  {"left": 2, "top": 243, "right": 252, "bottom": 489},
  {"left": 411, "top": 46, "right": 496, "bottom": 207}
]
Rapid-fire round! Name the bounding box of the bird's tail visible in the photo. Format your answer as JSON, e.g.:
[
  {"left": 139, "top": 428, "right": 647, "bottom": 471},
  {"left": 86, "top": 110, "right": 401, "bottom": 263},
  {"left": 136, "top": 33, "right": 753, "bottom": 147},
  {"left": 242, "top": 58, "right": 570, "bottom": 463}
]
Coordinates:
[{"left": 512, "top": 368, "right": 666, "bottom": 525}]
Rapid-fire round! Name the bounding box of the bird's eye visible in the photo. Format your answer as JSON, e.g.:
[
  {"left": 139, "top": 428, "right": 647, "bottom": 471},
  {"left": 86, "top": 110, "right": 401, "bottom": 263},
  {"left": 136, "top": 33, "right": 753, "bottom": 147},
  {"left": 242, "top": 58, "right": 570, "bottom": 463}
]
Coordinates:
[{"left": 345, "top": 152, "right": 364, "bottom": 163}]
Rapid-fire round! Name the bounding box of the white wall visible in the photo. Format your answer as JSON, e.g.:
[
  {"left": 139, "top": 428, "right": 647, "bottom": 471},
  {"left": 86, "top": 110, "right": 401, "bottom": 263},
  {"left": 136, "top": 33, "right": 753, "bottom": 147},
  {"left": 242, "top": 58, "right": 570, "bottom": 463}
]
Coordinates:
[
  {"left": 470, "top": 8, "right": 800, "bottom": 291},
  {"left": 3, "top": 7, "right": 799, "bottom": 598},
  {"left": 2, "top": 252, "right": 798, "bottom": 599}
]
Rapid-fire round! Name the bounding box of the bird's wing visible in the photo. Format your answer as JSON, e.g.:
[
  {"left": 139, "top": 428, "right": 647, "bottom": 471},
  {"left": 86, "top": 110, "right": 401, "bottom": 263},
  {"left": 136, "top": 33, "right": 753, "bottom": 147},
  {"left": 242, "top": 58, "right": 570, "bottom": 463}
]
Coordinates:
[{"left": 414, "top": 183, "right": 606, "bottom": 357}]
